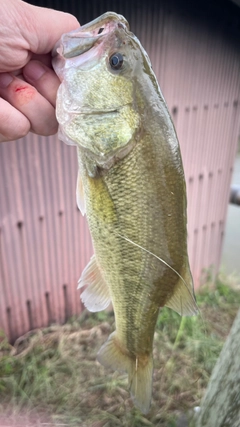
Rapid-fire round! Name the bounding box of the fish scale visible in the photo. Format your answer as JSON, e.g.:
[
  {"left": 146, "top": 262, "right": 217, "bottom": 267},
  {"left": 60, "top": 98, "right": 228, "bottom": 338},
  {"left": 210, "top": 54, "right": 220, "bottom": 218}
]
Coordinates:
[{"left": 53, "top": 11, "right": 198, "bottom": 414}]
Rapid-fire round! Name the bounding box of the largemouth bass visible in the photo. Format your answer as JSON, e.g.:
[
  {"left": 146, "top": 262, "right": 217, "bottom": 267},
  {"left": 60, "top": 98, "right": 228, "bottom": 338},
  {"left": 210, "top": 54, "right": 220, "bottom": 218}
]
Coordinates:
[{"left": 52, "top": 12, "right": 198, "bottom": 414}]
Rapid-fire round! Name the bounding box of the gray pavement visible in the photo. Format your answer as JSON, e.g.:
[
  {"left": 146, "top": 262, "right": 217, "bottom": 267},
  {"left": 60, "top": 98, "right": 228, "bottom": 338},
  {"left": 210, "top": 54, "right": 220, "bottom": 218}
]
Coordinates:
[{"left": 221, "top": 154, "right": 240, "bottom": 275}]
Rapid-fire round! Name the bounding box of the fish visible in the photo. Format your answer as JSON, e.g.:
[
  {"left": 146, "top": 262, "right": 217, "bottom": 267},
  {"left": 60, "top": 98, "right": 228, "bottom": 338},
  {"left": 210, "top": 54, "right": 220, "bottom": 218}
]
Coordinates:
[{"left": 52, "top": 11, "right": 198, "bottom": 414}]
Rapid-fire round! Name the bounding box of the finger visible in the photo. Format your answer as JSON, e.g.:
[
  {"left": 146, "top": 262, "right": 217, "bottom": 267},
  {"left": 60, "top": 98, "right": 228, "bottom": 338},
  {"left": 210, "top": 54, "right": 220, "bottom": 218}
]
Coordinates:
[
  {"left": 0, "top": 73, "right": 58, "bottom": 136},
  {"left": 23, "top": 60, "right": 60, "bottom": 107},
  {"left": 31, "top": 53, "right": 53, "bottom": 68},
  {"left": 23, "top": 3, "right": 80, "bottom": 54},
  {"left": 0, "top": 97, "right": 30, "bottom": 142}
]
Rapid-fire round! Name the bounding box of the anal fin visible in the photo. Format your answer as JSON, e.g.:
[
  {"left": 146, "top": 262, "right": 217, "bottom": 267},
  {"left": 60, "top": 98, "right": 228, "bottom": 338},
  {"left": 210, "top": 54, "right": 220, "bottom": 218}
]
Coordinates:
[{"left": 78, "top": 255, "right": 111, "bottom": 312}]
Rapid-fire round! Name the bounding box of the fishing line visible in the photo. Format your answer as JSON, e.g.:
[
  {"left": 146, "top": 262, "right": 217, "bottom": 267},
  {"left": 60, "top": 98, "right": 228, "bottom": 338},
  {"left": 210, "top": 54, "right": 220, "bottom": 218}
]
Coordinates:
[
  {"left": 115, "top": 232, "right": 209, "bottom": 387},
  {"left": 115, "top": 231, "right": 199, "bottom": 313}
]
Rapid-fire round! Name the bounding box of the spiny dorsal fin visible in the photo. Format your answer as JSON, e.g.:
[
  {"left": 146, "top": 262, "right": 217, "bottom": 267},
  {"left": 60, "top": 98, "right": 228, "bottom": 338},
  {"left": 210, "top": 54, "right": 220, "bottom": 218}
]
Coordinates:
[{"left": 78, "top": 255, "right": 111, "bottom": 312}]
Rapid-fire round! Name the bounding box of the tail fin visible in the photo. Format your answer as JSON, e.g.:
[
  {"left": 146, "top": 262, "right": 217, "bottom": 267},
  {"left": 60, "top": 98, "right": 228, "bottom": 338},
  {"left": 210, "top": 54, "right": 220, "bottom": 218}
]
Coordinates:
[{"left": 97, "top": 332, "right": 153, "bottom": 414}]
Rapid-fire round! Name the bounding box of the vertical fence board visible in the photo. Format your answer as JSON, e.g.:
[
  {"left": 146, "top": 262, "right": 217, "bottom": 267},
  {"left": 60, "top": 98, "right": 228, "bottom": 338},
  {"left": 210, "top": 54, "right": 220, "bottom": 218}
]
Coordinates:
[{"left": 0, "top": 0, "right": 240, "bottom": 341}]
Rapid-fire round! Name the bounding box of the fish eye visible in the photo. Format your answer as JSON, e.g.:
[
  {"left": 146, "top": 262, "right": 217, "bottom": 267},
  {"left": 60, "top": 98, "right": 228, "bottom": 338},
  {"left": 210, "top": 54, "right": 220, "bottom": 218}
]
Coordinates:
[{"left": 109, "top": 53, "right": 124, "bottom": 70}]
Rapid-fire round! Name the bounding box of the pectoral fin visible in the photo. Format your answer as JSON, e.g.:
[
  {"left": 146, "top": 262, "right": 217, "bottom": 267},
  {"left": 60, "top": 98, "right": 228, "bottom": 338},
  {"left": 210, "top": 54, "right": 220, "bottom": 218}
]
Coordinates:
[
  {"left": 76, "top": 170, "right": 86, "bottom": 216},
  {"left": 165, "top": 266, "right": 198, "bottom": 316},
  {"left": 78, "top": 255, "right": 111, "bottom": 312}
]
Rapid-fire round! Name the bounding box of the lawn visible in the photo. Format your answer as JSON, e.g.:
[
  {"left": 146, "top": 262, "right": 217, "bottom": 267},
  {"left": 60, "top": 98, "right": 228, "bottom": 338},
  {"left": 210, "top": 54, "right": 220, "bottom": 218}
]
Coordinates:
[{"left": 0, "top": 273, "right": 240, "bottom": 426}]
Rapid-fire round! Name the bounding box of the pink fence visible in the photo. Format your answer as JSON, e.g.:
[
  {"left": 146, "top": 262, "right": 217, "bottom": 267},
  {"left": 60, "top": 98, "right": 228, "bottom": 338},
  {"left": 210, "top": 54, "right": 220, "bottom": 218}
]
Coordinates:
[
  {"left": 0, "top": 137, "right": 93, "bottom": 341},
  {"left": 1, "top": 1, "right": 240, "bottom": 341}
]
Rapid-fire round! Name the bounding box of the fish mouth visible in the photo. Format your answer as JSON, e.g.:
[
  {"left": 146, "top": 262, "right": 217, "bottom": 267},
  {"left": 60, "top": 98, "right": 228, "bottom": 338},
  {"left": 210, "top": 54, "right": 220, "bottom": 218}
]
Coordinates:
[
  {"left": 76, "top": 106, "right": 128, "bottom": 115},
  {"left": 78, "top": 108, "right": 118, "bottom": 114},
  {"left": 62, "top": 103, "right": 131, "bottom": 116},
  {"left": 52, "top": 12, "right": 129, "bottom": 60}
]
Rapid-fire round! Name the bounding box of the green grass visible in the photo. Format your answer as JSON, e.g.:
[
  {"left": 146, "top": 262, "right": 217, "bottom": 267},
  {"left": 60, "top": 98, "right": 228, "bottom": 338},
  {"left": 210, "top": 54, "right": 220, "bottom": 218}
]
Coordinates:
[{"left": 0, "top": 273, "right": 240, "bottom": 426}]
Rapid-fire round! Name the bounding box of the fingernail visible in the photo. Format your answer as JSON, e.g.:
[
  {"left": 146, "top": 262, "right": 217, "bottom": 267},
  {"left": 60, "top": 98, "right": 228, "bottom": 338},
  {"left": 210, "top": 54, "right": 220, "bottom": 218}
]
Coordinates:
[
  {"left": 24, "top": 62, "right": 46, "bottom": 81},
  {"left": 0, "top": 73, "right": 13, "bottom": 88}
]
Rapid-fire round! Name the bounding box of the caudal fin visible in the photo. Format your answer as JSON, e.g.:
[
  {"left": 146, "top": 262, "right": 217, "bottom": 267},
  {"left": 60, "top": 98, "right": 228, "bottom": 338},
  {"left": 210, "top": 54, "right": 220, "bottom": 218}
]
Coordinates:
[{"left": 97, "top": 331, "right": 153, "bottom": 414}]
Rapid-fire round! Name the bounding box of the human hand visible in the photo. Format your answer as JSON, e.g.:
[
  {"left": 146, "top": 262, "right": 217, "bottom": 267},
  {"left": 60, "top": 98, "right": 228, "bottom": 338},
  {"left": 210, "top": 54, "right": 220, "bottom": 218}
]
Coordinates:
[{"left": 0, "top": 0, "right": 79, "bottom": 142}]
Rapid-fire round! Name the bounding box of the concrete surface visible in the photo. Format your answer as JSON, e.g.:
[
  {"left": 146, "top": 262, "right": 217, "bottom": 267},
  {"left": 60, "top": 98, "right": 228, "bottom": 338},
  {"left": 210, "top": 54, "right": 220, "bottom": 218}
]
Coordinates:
[{"left": 221, "top": 154, "right": 240, "bottom": 275}]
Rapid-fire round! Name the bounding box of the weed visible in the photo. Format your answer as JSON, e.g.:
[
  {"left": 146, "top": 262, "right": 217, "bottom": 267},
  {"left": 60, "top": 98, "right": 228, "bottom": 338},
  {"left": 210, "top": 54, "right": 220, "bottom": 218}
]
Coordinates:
[{"left": 0, "top": 273, "right": 239, "bottom": 425}]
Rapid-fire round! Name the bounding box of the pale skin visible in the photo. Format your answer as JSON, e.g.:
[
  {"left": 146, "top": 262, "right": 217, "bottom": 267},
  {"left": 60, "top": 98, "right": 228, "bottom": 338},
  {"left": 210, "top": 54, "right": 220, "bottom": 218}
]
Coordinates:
[{"left": 0, "top": 0, "right": 79, "bottom": 142}]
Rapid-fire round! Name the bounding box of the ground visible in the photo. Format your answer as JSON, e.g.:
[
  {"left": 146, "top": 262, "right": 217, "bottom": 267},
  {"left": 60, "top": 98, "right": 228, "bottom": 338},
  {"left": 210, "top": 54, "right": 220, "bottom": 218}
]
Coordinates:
[{"left": 0, "top": 273, "right": 240, "bottom": 427}]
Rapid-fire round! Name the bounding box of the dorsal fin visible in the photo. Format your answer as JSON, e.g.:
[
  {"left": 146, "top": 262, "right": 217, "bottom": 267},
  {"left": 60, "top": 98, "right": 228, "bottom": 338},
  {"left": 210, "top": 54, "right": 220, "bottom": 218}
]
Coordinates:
[{"left": 165, "top": 266, "right": 198, "bottom": 316}]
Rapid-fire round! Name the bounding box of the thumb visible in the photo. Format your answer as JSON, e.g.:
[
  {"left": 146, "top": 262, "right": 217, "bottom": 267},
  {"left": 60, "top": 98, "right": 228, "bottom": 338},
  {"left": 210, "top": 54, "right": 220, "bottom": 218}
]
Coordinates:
[{"left": 21, "top": 1, "right": 80, "bottom": 54}]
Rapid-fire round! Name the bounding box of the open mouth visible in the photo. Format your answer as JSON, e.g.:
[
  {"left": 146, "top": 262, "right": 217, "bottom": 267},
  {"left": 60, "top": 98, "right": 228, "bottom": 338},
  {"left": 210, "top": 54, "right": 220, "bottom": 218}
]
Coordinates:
[
  {"left": 52, "top": 12, "right": 129, "bottom": 60},
  {"left": 78, "top": 109, "right": 119, "bottom": 114},
  {"left": 64, "top": 102, "right": 132, "bottom": 116}
]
